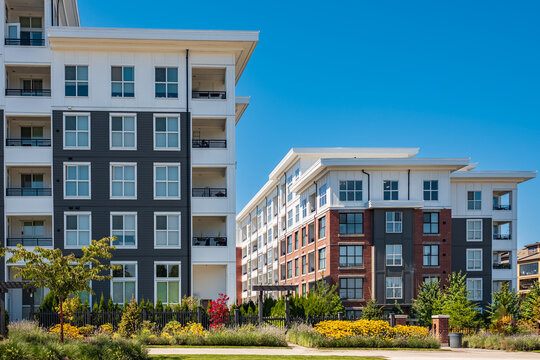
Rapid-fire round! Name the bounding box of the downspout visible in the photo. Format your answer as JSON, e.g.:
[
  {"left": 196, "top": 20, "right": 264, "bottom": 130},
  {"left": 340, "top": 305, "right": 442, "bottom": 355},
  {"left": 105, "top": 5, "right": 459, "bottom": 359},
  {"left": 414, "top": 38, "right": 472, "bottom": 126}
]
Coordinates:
[
  {"left": 186, "top": 49, "right": 192, "bottom": 296},
  {"left": 313, "top": 181, "right": 318, "bottom": 284},
  {"left": 407, "top": 169, "right": 410, "bottom": 200},
  {"left": 361, "top": 170, "right": 370, "bottom": 201}
]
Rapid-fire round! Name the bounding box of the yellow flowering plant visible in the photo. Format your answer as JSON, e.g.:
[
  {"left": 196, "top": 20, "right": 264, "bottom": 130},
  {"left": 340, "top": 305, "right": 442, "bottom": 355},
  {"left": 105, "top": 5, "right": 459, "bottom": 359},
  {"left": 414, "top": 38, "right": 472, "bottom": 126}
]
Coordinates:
[
  {"left": 161, "top": 321, "right": 206, "bottom": 337},
  {"left": 49, "top": 323, "right": 83, "bottom": 340},
  {"left": 314, "top": 320, "right": 428, "bottom": 340}
]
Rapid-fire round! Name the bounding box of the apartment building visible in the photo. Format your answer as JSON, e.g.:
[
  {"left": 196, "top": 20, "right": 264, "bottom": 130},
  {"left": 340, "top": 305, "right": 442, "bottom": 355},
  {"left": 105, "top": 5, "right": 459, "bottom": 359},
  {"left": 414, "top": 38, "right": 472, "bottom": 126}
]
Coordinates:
[
  {"left": 236, "top": 148, "right": 535, "bottom": 314},
  {"left": 1, "top": 0, "right": 258, "bottom": 320},
  {"left": 517, "top": 243, "right": 540, "bottom": 293}
]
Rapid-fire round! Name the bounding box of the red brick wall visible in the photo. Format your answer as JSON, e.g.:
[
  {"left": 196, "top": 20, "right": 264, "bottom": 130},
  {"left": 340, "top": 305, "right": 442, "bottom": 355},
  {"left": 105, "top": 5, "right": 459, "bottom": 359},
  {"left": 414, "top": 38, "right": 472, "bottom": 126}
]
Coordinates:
[{"left": 235, "top": 247, "right": 242, "bottom": 304}]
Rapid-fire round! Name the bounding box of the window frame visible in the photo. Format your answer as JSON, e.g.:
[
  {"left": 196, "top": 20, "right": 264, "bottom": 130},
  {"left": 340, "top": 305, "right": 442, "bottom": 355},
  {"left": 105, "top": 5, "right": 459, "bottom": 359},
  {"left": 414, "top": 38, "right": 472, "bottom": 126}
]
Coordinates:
[
  {"left": 63, "top": 162, "right": 91, "bottom": 199},
  {"left": 154, "top": 66, "right": 179, "bottom": 99},
  {"left": 63, "top": 112, "right": 91, "bottom": 150},
  {"left": 423, "top": 212, "right": 439, "bottom": 234},
  {"left": 318, "top": 184, "right": 327, "bottom": 207},
  {"left": 466, "top": 248, "right": 483, "bottom": 271},
  {"left": 110, "top": 212, "right": 138, "bottom": 249},
  {"left": 339, "top": 277, "right": 363, "bottom": 300},
  {"left": 318, "top": 247, "right": 326, "bottom": 270},
  {"left": 385, "top": 244, "right": 403, "bottom": 266},
  {"left": 64, "top": 211, "right": 92, "bottom": 249},
  {"left": 110, "top": 261, "right": 137, "bottom": 304},
  {"left": 64, "top": 65, "right": 89, "bottom": 97},
  {"left": 467, "top": 191, "right": 482, "bottom": 210},
  {"left": 318, "top": 216, "right": 326, "bottom": 239},
  {"left": 111, "top": 65, "right": 135, "bottom": 98},
  {"left": 339, "top": 245, "right": 363, "bottom": 268},
  {"left": 339, "top": 180, "right": 363, "bottom": 201},
  {"left": 383, "top": 180, "right": 399, "bottom": 200},
  {"left": 423, "top": 180, "right": 439, "bottom": 201},
  {"left": 153, "top": 114, "right": 181, "bottom": 151},
  {"left": 154, "top": 261, "right": 181, "bottom": 305},
  {"left": 385, "top": 211, "right": 403, "bottom": 233},
  {"left": 109, "top": 113, "right": 137, "bottom": 150},
  {"left": 154, "top": 212, "right": 182, "bottom": 249},
  {"left": 339, "top": 212, "right": 364, "bottom": 235},
  {"left": 153, "top": 162, "right": 181, "bottom": 200},
  {"left": 386, "top": 276, "right": 403, "bottom": 299},
  {"left": 110, "top": 162, "right": 137, "bottom": 200},
  {"left": 423, "top": 244, "right": 439, "bottom": 267},
  {"left": 466, "top": 219, "right": 483, "bottom": 242},
  {"left": 466, "top": 278, "right": 483, "bottom": 301}
]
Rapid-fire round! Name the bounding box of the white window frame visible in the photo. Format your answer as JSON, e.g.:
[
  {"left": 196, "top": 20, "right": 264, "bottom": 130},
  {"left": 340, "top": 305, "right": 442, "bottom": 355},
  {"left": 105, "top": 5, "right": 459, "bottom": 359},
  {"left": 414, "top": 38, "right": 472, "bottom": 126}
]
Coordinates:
[
  {"left": 64, "top": 211, "right": 92, "bottom": 249},
  {"left": 111, "top": 65, "right": 135, "bottom": 98},
  {"left": 466, "top": 219, "right": 483, "bottom": 242},
  {"left": 110, "top": 212, "right": 138, "bottom": 249},
  {"left": 63, "top": 112, "right": 91, "bottom": 150},
  {"left": 154, "top": 212, "right": 181, "bottom": 249},
  {"left": 467, "top": 191, "right": 482, "bottom": 210},
  {"left": 385, "top": 211, "right": 403, "bottom": 233},
  {"left": 154, "top": 66, "right": 179, "bottom": 99},
  {"left": 63, "top": 162, "right": 91, "bottom": 199},
  {"left": 385, "top": 244, "right": 402, "bottom": 266},
  {"left": 386, "top": 276, "right": 403, "bottom": 299},
  {"left": 153, "top": 114, "right": 181, "bottom": 151},
  {"left": 109, "top": 113, "right": 137, "bottom": 150},
  {"left": 383, "top": 180, "right": 399, "bottom": 200},
  {"left": 423, "top": 180, "right": 439, "bottom": 201},
  {"left": 64, "top": 65, "right": 89, "bottom": 97},
  {"left": 110, "top": 261, "right": 137, "bottom": 304},
  {"left": 339, "top": 180, "right": 363, "bottom": 201},
  {"left": 319, "top": 184, "right": 327, "bottom": 207},
  {"left": 110, "top": 162, "right": 137, "bottom": 200},
  {"left": 153, "top": 163, "right": 181, "bottom": 200},
  {"left": 466, "top": 278, "right": 483, "bottom": 301},
  {"left": 154, "top": 261, "right": 181, "bottom": 305},
  {"left": 466, "top": 248, "right": 483, "bottom": 271}
]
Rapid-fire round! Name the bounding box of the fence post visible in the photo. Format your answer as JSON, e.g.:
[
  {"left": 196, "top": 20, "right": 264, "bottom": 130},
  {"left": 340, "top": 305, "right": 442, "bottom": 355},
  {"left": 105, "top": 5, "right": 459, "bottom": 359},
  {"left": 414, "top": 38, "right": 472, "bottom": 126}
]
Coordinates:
[
  {"left": 234, "top": 308, "right": 240, "bottom": 327},
  {"left": 285, "top": 292, "right": 290, "bottom": 327},
  {"left": 142, "top": 308, "right": 147, "bottom": 321},
  {"left": 389, "top": 312, "right": 395, "bottom": 327},
  {"left": 197, "top": 306, "right": 202, "bottom": 324},
  {"left": 86, "top": 308, "right": 91, "bottom": 325},
  {"left": 338, "top": 312, "right": 343, "bottom": 321},
  {"left": 258, "top": 291, "right": 263, "bottom": 326}
]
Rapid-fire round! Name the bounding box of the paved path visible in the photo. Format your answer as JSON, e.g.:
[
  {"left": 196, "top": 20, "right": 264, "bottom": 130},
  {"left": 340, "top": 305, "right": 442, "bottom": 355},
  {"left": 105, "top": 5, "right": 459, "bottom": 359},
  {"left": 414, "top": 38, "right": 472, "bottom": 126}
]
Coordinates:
[{"left": 148, "top": 344, "right": 540, "bottom": 359}]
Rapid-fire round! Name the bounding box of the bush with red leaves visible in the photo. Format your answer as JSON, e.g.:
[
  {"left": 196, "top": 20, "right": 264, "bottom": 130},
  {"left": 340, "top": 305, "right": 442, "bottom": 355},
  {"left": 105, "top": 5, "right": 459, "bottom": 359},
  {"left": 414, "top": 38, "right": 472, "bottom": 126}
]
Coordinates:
[{"left": 207, "top": 293, "right": 230, "bottom": 329}]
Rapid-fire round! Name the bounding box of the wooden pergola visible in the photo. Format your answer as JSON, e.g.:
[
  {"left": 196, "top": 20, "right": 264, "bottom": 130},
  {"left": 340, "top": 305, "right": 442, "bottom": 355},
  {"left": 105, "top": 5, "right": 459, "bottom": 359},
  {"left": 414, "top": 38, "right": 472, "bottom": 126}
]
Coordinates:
[
  {"left": 0, "top": 281, "right": 35, "bottom": 337},
  {"left": 252, "top": 285, "right": 297, "bottom": 325}
]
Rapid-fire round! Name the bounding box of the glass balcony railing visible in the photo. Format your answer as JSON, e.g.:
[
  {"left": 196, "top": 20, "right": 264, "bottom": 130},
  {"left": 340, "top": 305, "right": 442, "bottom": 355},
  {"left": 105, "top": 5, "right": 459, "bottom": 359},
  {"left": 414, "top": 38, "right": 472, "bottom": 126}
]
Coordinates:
[{"left": 6, "top": 188, "right": 51, "bottom": 196}]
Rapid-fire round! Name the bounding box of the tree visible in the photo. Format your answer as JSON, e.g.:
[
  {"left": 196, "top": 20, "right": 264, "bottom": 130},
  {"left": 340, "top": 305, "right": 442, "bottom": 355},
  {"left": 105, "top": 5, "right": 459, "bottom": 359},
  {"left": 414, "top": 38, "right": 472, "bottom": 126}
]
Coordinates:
[
  {"left": 361, "top": 299, "right": 382, "bottom": 320},
  {"left": 208, "top": 293, "right": 229, "bottom": 329},
  {"left": 118, "top": 298, "right": 142, "bottom": 337},
  {"left": 520, "top": 281, "right": 540, "bottom": 325},
  {"left": 488, "top": 282, "right": 519, "bottom": 334},
  {"left": 412, "top": 280, "right": 443, "bottom": 326},
  {"left": 304, "top": 280, "right": 344, "bottom": 316},
  {"left": 440, "top": 272, "right": 481, "bottom": 330},
  {"left": 2, "top": 237, "right": 117, "bottom": 342}
]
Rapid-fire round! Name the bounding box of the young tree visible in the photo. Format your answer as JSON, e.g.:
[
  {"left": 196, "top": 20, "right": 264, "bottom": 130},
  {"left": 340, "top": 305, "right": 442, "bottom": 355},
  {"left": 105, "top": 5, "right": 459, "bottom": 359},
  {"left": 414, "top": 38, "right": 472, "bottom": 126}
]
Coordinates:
[
  {"left": 488, "top": 282, "right": 519, "bottom": 334},
  {"left": 304, "top": 280, "right": 344, "bottom": 316},
  {"left": 2, "top": 237, "right": 117, "bottom": 342},
  {"left": 440, "top": 272, "right": 481, "bottom": 330},
  {"left": 412, "top": 280, "right": 443, "bottom": 326},
  {"left": 118, "top": 298, "right": 142, "bottom": 337},
  {"left": 361, "top": 299, "right": 382, "bottom": 320},
  {"left": 520, "top": 281, "right": 540, "bottom": 325}
]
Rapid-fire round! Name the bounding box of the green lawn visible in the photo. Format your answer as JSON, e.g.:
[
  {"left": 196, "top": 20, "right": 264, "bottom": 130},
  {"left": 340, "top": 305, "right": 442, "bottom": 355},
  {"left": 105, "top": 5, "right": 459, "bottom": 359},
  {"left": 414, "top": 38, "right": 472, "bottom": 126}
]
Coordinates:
[{"left": 150, "top": 356, "right": 383, "bottom": 360}]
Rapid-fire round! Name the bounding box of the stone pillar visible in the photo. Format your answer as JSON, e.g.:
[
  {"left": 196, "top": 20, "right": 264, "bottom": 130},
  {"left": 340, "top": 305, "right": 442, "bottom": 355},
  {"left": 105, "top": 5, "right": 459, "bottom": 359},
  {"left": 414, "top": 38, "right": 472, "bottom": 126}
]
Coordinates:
[
  {"left": 394, "top": 315, "right": 407, "bottom": 326},
  {"left": 432, "top": 315, "right": 450, "bottom": 345}
]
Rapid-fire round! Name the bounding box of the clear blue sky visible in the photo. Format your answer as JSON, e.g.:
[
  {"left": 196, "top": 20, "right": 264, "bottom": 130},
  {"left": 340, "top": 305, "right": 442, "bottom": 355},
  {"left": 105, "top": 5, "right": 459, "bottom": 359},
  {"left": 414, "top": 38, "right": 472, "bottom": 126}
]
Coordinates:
[{"left": 78, "top": 0, "right": 539, "bottom": 247}]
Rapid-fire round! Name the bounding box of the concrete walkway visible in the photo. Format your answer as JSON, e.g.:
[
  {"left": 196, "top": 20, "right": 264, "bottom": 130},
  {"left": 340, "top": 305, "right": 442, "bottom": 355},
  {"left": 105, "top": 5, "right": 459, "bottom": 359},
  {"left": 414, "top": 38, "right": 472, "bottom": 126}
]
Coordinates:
[{"left": 148, "top": 343, "right": 540, "bottom": 359}]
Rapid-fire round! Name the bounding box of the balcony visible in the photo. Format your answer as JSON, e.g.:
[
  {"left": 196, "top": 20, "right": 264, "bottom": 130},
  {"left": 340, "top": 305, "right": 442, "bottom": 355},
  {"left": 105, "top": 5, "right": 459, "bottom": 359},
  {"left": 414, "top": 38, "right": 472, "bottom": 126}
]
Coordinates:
[
  {"left": 6, "top": 215, "right": 52, "bottom": 248},
  {"left": 6, "top": 188, "right": 51, "bottom": 196},
  {"left": 5, "top": 116, "right": 51, "bottom": 156},
  {"left": 6, "top": 139, "right": 50, "bottom": 146},
  {"left": 493, "top": 221, "right": 511, "bottom": 240},
  {"left": 5, "top": 65, "right": 51, "bottom": 97},
  {"left": 192, "top": 168, "right": 227, "bottom": 198},
  {"left": 4, "top": 0, "right": 45, "bottom": 47},
  {"left": 519, "top": 278, "right": 538, "bottom": 292},
  {"left": 192, "top": 188, "right": 227, "bottom": 198},
  {"left": 192, "top": 68, "right": 226, "bottom": 99},
  {"left": 493, "top": 190, "right": 512, "bottom": 211},
  {"left": 192, "top": 139, "right": 226, "bottom": 148},
  {"left": 192, "top": 118, "right": 227, "bottom": 162},
  {"left": 192, "top": 216, "right": 227, "bottom": 247},
  {"left": 493, "top": 251, "right": 511, "bottom": 270},
  {"left": 5, "top": 88, "right": 50, "bottom": 96}
]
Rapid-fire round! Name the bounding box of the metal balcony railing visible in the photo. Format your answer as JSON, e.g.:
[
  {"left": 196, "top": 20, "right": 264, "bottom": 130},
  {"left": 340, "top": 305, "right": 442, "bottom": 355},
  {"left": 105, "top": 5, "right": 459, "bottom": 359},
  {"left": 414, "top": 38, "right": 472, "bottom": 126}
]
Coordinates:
[
  {"left": 5, "top": 89, "right": 51, "bottom": 96},
  {"left": 192, "top": 139, "right": 227, "bottom": 148},
  {"left": 6, "top": 138, "right": 51, "bottom": 146},
  {"left": 192, "top": 91, "right": 226, "bottom": 99},
  {"left": 6, "top": 188, "right": 52, "bottom": 196},
  {"left": 493, "top": 204, "right": 511, "bottom": 210},
  {"left": 493, "top": 234, "right": 511, "bottom": 240},
  {"left": 5, "top": 38, "right": 45, "bottom": 46},
  {"left": 192, "top": 236, "right": 227, "bottom": 246},
  {"left": 493, "top": 263, "right": 511, "bottom": 270},
  {"left": 7, "top": 237, "right": 52, "bottom": 247},
  {"left": 192, "top": 188, "right": 227, "bottom": 197}
]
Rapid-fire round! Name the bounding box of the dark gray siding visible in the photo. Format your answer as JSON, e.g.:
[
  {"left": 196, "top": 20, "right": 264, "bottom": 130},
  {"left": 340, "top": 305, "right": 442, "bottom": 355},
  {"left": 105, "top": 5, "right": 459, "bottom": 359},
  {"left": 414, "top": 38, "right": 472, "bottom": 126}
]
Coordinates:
[
  {"left": 373, "top": 208, "right": 415, "bottom": 306},
  {"left": 52, "top": 110, "right": 190, "bottom": 305},
  {"left": 451, "top": 218, "right": 492, "bottom": 307}
]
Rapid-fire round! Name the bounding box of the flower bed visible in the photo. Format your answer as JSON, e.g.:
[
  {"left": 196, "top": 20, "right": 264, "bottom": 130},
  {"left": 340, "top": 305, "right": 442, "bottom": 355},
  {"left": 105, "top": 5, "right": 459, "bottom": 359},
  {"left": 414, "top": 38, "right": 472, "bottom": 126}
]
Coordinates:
[
  {"left": 314, "top": 320, "right": 429, "bottom": 340},
  {"left": 463, "top": 333, "right": 540, "bottom": 351}
]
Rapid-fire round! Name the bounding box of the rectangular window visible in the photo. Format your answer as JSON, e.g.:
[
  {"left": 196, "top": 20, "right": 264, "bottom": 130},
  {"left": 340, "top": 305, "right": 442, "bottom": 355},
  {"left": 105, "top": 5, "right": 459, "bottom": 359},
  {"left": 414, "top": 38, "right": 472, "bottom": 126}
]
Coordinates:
[
  {"left": 294, "top": 258, "right": 299, "bottom": 276},
  {"left": 64, "top": 114, "right": 90, "bottom": 149},
  {"left": 423, "top": 245, "right": 439, "bottom": 266},
  {"left": 287, "top": 210, "right": 293, "bottom": 227},
  {"left": 110, "top": 115, "right": 136, "bottom": 150},
  {"left": 154, "top": 213, "right": 181, "bottom": 248},
  {"left": 319, "top": 184, "right": 327, "bottom": 207},
  {"left": 65, "top": 65, "right": 88, "bottom": 97},
  {"left": 154, "top": 163, "right": 180, "bottom": 199},
  {"left": 65, "top": 212, "right": 91, "bottom": 248},
  {"left": 267, "top": 200, "right": 273, "bottom": 222},
  {"left": 467, "top": 191, "right": 482, "bottom": 210},
  {"left": 294, "top": 232, "right": 299, "bottom": 250},
  {"left": 339, "top": 245, "right": 363, "bottom": 267},
  {"left": 466, "top": 249, "right": 483, "bottom": 271},
  {"left": 339, "top": 278, "right": 363, "bottom": 299},
  {"left": 423, "top": 212, "right": 439, "bottom": 234},
  {"left": 280, "top": 264, "right": 286, "bottom": 280},
  {"left": 466, "top": 278, "right": 482, "bottom": 301},
  {"left": 385, "top": 211, "right": 402, "bottom": 233},
  {"left": 301, "top": 199, "right": 307, "bottom": 218},
  {"left": 423, "top": 180, "right": 439, "bottom": 201},
  {"left": 520, "top": 263, "right": 538, "bottom": 276},
  {"left": 301, "top": 228, "right": 306, "bottom": 247},
  {"left": 111, "top": 66, "right": 134, "bottom": 97},
  {"left": 111, "top": 262, "right": 137, "bottom": 304},
  {"left": 287, "top": 235, "right": 292, "bottom": 253},
  {"left": 155, "top": 263, "right": 180, "bottom": 304},
  {"left": 295, "top": 205, "right": 299, "bottom": 223},
  {"left": 154, "top": 115, "right": 180, "bottom": 150},
  {"left": 467, "top": 219, "right": 482, "bottom": 242},
  {"left": 287, "top": 175, "right": 293, "bottom": 201},
  {"left": 267, "top": 249, "right": 273, "bottom": 265},
  {"left": 286, "top": 260, "right": 292, "bottom": 279},
  {"left": 64, "top": 163, "right": 90, "bottom": 199},
  {"left": 383, "top": 180, "right": 398, "bottom": 200},
  {"left": 318, "top": 216, "right": 326, "bottom": 239},
  {"left": 339, "top": 180, "right": 362, "bottom": 201},
  {"left": 386, "top": 244, "right": 402, "bottom": 266},
  {"left": 423, "top": 275, "right": 440, "bottom": 284},
  {"left": 339, "top": 213, "right": 363, "bottom": 234},
  {"left": 308, "top": 252, "right": 315, "bottom": 273},
  {"left": 302, "top": 283, "right": 307, "bottom": 295},
  {"left": 318, "top": 248, "right": 326, "bottom": 270},
  {"left": 155, "top": 67, "right": 178, "bottom": 98},
  {"left": 111, "top": 213, "right": 137, "bottom": 248},
  {"left": 110, "top": 163, "right": 136, "bottom": 199},
  {"left": 386, "top": 277, "right": 402, "bottom": 299},
  {"left": 301, "top": 255, "right": 307, "bottom": 275}
]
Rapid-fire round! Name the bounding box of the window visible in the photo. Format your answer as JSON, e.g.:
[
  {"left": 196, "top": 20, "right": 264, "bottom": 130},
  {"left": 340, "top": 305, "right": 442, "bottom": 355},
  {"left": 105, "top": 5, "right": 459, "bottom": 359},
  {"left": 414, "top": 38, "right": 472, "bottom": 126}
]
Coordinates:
[
  {"left": 155, "top": 213, "right": 181, "bottom": 248},
  {"left": 287, "top": 210, "right": 293, "bottom": 227},
  {"left": 155, "top": 67, "right": 178, "bottom": 98},
  {"left": 423, "top": 275, "right": 440, "bottom": 284},
  {"left": 287, "top": 261, "right": 292, "bottom": 279},
  {"left": 467, "top": 219, "right": 482, "bottom": 242},
  {"left": 267, "top": 249, "right": 273, "bottom": 265},
  {"left": 64, "top": 163, "right": 90, "bottom": 198},
  {"left": 302, "top": 283, "right": 307, "bottom": 295},
  {"left": 386, "top": 244, "right": 402, "bottom": 266},
  {"left": 301, "top": 255, "right": 307, "bottom": 275},
  {"left": 154, "top": 115, "right": 180, "bottom": 150},
  {"left": 423, "top": 180, "right": 439, "bottom": 201},
  {"left": 339, "top": 180, "right": 362, "bottom": 201},
  {"left": 110, "top": 163, "right": 136, "bottom": 199},
  {"left": 339, "top": 245, "right": 363, "bottom": 267},
  {"left": 385, "top": 211, "right": 402, "bottom": 233},
  {"left": 111, "top": 213, "right": 136, "bottom": 247},
  {"left": 280, "top": 264, "right": 286, "bottom": 280},
  {"left": 65, "top": 212, "right": 91, "bottom": 248},
  {"left": 339, "top": 278, "right": 363, "bottom": 299},
  {"left": 64, "top": 114, "right": 90, "bottom": 149},
  {"left": 287, "top": 175, "right": 293, "bottom": 201},
  {"left": 386, "top": 277, "right": 402, "bottom": 299},
  {"left": 301, "top": 228, "right": 306, "bottom": 247},
  {"left": 466, "top": 249, "right": 483, "bottom": 271},
  {"left": 287, "top": 235, "right": 292, "bottom": 253},
  {"left": 111, "top": 262, "right": 137, "bottom": 304},
  {"left": 318, "top": 248, "right": 327, "bottom": 270},
  {"left": 154, "top": 164, "right": 180, "bottom": 199},
  {"left": 423, "top": 245, "right": 439, "bottom": 266},
  {"left": 319, "top": 184, "right": 327, "bottom": 207},
  {"left": 111, "top": 66, "right": 134, "bottom": 97},
  {"left": 294, "top": 258, "right": 299, "bottom": 277},
  {"left": 468, "top": 191, "right": 482, "bottom": 210},
  {"left": 423, "top": 212, "right": 439, "bottom": 234},
  {"left": 295, "top": 205, "right": 300, "bottom": 223},
  {"left": 308, "top": 252, "right": 315, "bottom": 273},
  {"left": 318, "top": 216, "right": 326, "bottom": 239},
  {"left": 155, "top": 263, "right": 180, "bottom": 304},
  {"left": 383, "top": 180, "right": 398, "bottom": 200},
  {"left": 466, "top": 278, "right": 482, "bottom": 301},
  {"left": 267, "top": 200, "right": 273, "bottom": 222},
  {"left": 294, "top": 232, "right": 299, "bottom": 250},
  {"left": 19, "top": 16, "right": 43, "bottom": 44},
  {"left": 520, "top": 263, "right": 539, "bottom": 276},
  {"left": 65, "top": 66, "right": 88, "bottom": 96},
  {"left": 339, "top": 213, "right": 363, "bottom": 234},
  {"left": 110, "top": 115, "right": 136, "bottom": 149},
  {"left": 301, "top": 199, "right": 307, "bottom": 218}
]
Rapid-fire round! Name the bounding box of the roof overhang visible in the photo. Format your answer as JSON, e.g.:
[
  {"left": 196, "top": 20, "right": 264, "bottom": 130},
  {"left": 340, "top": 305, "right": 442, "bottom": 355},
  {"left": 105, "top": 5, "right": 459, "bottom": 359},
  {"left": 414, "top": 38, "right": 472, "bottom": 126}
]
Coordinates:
[
  {"left": 450, "top": 171, "right": 537, "bottom": 184},
  {"left": 235, "top": 96, "right": 250, "bottom": 124},
  {"left": 47, "top": 27, "right": 259, "bottom": 83}
]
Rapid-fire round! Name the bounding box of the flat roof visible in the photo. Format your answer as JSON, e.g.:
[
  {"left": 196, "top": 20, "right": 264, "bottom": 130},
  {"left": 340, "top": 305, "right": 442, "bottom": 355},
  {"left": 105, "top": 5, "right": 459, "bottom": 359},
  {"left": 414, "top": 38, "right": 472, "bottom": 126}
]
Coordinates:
[
  {"left": 235, "top": 96, "right": 250, "bottom": 124},
  {"left": 451, "top": 171, "right": 536, "bottom": 183}
]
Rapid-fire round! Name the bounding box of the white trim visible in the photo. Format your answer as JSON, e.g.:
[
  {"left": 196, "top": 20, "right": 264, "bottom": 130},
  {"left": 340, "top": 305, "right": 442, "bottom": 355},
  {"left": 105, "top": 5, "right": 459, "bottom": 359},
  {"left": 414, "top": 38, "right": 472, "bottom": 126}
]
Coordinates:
[
  {"left": 154, "top": 261, "right": 181, "bottom": 305},
  {"left": 64, "top": 64, "right": 89, "bottom": 98},
  {"left": 110, "top": 261, "right": 138, "bottom": 304},
  {"left": 154, "top": 212, "right": 182, "bottom": 249},
  {"left": 63, "top": 112, "right": 91, "bottom": 150},
  {"left": 63, "top": 162, "right": 91, "bottom": 199},
  {"left": 64, "top": 211, "right": 92, "bottom": 249},
  {"left": 109, "top": 113, "right": 137, "bottom": 151},
  {"left": 153, "top": 114, "right": 181, "bottom": 151},
  {"left": 385, "top": 211, "right": 403, "bottom": 233},
  {"left": 154, "top": 66, "right": 179, "bottom": 99},
  {"left": 110, "top": 212, "right": 138, "bottom": 249},
  {"left": 385, "top": 244, "right": 403, "bottom": 266},
  {"left": 466, "top": 219, "right": 483, "bottom": 242},
  {"left": 466, "top": 277, "right": 483, "bottom": 301},
  {"left": 153, "top": 162, "right": 181, "bottom": 200},
  {"left": 385, "top": 276, "right": 403, "bottom": 299},
  {"left": 109, "top": 162, "right": 137, "bottom": 200},
  {"left": 111, "top": 65, "right": 135, "bottom": 98},
  {"left": 466, "top": 248, "right": 483, "bottom": 271}
]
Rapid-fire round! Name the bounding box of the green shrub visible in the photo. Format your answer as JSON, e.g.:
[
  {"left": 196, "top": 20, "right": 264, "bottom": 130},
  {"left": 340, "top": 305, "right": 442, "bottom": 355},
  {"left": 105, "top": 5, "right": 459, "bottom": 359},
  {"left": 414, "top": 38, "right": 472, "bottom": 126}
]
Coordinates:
[
  {"left": 118, "top": 298, "right": 142, "bottom": 337},
  {"left": 464, "top": 333, "right": 540, "bottom": 351}
]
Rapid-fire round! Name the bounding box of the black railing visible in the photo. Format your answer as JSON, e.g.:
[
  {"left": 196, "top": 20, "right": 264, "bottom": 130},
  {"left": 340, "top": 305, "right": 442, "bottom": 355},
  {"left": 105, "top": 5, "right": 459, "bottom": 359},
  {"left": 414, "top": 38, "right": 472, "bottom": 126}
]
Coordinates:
[
  {"left": 5, "top": 38, "right": 45, "bottom": 46},
  {"left": 493, "top": 204, "right": 511, "bottom": 210},
  {"left": 192, "top": 91, "right": 226, "bottom": 99},
  {"left": 5, "top": 89, "right": 51, "bottom": 96},
  {"left": 6, "top": 138, "right": 51, "bottom": 146},
  {"left": 192, "top": 188, "right": 227, "bottom": 197},
  {"left": 192, "top": 236, "right": 227, "bottom": 246},
  {"left": 192, "top": 139, "right": 227, "bottom": 148},
  {"left": 7, "top": 237, "right": 52, "bottom": 247},
  {"left": 6, "top": 188, "right": 52, "bottom": 196},
  {"left": 493, "top": 263, "right": 511, "bottom": 269},
  {"left": 493, "top": 234, "right": 511, "bottom": 240}
]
